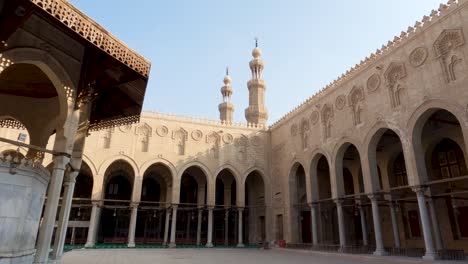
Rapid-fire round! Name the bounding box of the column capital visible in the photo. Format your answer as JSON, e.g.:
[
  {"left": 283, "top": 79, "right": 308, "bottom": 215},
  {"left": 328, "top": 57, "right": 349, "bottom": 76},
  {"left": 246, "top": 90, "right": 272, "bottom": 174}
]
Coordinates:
[
  {"left": 411, "top": 185, "right": 428, "bottom": 195},
  {"left": 207, "top": 206, "right": 214, "bottom": 210},
  {"left": 367, "top": 193, "right": 379, "bottom": 201},
  {"left": 52, "top": 155, "right": 71, "bottom": 170},
  {"left": 237, "top": 207, "right": 245, "bottom": 212},
  {"left": 91, "top": 200, "right": 102, "bottom": 207},
  {"left": 334, "top": 198, "right": 344, "bottom": 206},
  {"left": 309, "top": 202, "right": 319, "bottom": 209},
  {"left": 63, "top": 171, "right": 78, "bottom": 186},
  {"left": 130, "top": 202, "right": 139, "bottom": 209}
]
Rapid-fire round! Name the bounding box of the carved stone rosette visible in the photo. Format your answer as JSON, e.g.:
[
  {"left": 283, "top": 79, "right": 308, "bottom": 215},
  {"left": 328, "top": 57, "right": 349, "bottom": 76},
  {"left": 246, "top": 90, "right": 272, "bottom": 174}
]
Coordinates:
[
  {"left": 335, "top": 95, "right": 346, "bottom": 110},
  {"left": 409, "top": 47, "right": 428, "bottom": 68},
  {"left": 310, "top": 111, "right": 319, "bottom": 125},
  {"left": 366, "top": 74, "right": 381, "bottom": 93}
]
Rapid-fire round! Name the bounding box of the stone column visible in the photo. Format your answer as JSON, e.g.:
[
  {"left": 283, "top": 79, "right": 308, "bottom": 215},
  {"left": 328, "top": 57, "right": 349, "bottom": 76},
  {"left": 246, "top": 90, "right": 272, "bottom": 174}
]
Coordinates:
[
  {"left": 196, "top": 208, "right": 203, "bottom": 246},
  {"left": 359, "top": 205, "right": 368, "bottom": 246},
  {"left": 169, "top": 205, "right": 178, "bottom": 248},
  {"left": 186, "top": 212, "right": 192, "bottom": 241},
  {"left": 51, "top": 171, "right": 78, "bottom": 263},
  {"left": 85, "top": 201, "right": 101, "bottom": 247},
  {"left": 34, "top": 155, "right": 70, "bottom": 264},
  {"left": 389, "top": 202, "right": 401, "bottom": 248},
  {"left": 70, "top": 227, "right": 76, "bottom": 246},
  {"left": 237, "top": 208, "right": 244, "bottom": 247},
  {"left": 163, "top": 209, "right": 170, "bottom": 246},
  {"left": 158, "top": 211, "right": 163, "bottom": 238},
  {"left": 206, "top": 207, "right": 214, "bottom": 247},
  {"left": 335, "top": 199, "right": 346, "bottom": 250},
  {"left": 413, "top": 186, "right": 438, "bottom": 260},
  {"left": 427, "top": 197, "right": 443, "bottom": 251},
  {"left": 224, "top": 209, "right": 229, "bottom": 246},
  {"left": 127, "top": 203, "right": 138, "bottom": 247},
  {"left": 187, "top": 212, "right": 192, "bottom": 239},
  {"left": 310, "top": 203, "right": 318, "bottom": 245},
  {"left": 369, "top": 195, "right": 388, "bottom": 256}
]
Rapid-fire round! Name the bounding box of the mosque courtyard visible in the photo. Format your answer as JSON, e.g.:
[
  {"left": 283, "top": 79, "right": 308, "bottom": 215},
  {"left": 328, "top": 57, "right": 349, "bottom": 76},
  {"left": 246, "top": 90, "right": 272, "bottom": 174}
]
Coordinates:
[{"left": 61, "top": 248, "right": 461, "bottom": 264}]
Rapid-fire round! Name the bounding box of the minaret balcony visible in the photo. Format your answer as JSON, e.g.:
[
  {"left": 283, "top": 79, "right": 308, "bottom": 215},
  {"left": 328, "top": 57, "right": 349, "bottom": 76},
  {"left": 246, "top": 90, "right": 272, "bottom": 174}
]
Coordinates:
[
  {"left": 247, "top": 79, "right": 266, "bottom": 87},
  {"left": 219, "top": 102, "right": 235, "bottom": 110}
]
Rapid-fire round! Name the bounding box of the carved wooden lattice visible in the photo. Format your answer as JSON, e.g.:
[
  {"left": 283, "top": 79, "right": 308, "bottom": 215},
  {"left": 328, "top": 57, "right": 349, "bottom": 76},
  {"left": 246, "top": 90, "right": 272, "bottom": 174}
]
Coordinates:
[
  {"left": 30, "top": 0, "right": 151, "bottom": 77},
  {"left": 88, "top": 115, "right": 140, "bottom": 131},
  {"left": 0, "top": 118, "right": 26, "bottom": 130}
]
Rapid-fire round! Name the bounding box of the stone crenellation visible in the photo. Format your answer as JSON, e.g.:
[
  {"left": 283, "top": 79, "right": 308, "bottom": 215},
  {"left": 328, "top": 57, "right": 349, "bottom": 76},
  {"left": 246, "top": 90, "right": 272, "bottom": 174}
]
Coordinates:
[
  {"left": 144, "top": 111, "right": 267, "bottom": 130},
  {"left": 270, "top": 0, "right": 466, "bottom": 129}
]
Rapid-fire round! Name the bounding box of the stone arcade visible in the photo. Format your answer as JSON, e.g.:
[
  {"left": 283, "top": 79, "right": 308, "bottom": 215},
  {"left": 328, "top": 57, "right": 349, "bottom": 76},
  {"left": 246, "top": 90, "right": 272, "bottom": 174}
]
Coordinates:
[{"left": 2, "top": 0, "right": 468, "bottom": 263}]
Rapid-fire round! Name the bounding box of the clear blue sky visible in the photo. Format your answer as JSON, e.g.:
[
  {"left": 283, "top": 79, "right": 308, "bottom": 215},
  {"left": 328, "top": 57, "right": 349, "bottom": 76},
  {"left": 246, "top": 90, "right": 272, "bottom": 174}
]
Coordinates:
[{"left": 70, "top": 0, "right": 443, "bottom": 124}]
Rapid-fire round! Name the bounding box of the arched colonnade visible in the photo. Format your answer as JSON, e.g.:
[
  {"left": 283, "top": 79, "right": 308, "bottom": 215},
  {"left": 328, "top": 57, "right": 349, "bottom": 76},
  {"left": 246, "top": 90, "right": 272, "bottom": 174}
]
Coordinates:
[{"left": 287, "top": 102, "right": 468, "bottom": 259}]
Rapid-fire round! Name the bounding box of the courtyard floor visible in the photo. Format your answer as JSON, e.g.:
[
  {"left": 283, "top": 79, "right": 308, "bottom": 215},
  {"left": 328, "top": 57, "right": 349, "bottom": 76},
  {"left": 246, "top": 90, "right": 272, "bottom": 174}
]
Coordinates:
[{"left": 62, "top": 248, "right": 463, "bottom": 264}]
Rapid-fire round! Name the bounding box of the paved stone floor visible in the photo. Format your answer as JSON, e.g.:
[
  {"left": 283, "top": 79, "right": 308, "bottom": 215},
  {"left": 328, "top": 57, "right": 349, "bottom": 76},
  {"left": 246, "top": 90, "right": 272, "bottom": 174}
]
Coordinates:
[{"left": 62, "top": 248, "right": 463, "bottom": 264}]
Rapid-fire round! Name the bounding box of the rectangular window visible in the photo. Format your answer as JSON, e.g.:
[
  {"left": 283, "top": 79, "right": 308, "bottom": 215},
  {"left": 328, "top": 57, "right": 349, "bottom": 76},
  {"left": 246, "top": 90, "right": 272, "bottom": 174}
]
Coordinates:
[
  {"left": 458, "top": 206, "right": 468, "bottom": 238},
  {"left": 408, "top": 210, "right": 422, "bottom": 238},
  {"left": 276, "top": 214, "right": 283, "bottom": 240}
]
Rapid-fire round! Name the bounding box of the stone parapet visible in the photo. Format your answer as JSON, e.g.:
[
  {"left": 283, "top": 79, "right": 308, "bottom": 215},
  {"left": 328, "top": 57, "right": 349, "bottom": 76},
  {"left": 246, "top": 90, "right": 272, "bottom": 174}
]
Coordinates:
[
  {"left": 143, "top": 111, "right": 267, "bottom": 130},
  {"left": 270, "top": 0, "right": 468, "bottom": 129}
]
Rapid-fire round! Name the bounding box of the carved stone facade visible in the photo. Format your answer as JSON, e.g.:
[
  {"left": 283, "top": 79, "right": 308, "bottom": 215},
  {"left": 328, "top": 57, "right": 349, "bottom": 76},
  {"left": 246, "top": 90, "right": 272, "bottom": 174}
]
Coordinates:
[
  {"left": 4, "top": 0, "right": 468, "bottom": 259},
  {"left": 384, "top": 62, "right": 406, "bottom": 108},
  {"left": 348, "top": 86, "right": 365, "bottom": 126},
  {"left": 434, "top": 28, "right": 465, "bottom": 83},
  {"left": 320, "top": 104, "right": 334, "bottom": 139}
]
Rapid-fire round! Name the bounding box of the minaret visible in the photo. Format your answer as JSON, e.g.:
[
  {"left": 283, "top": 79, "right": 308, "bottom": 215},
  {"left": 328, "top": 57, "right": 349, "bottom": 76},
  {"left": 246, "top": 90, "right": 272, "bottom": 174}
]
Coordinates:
[
  {"left": 245, "top": 39, "right": 268, "bottom": 126},
  {"left": 219, "top": 67, "right": 235, "bottom": 123}
]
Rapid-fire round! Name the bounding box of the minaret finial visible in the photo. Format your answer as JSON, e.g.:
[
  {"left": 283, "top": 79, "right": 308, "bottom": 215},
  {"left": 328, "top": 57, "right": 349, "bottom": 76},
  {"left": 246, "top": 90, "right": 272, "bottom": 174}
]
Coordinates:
[
  {"left": 255, "top": 37, "right": 258, "bottom": 48},
  {"left": 226, "top": 66, "right": 229, "bottom": 76}
]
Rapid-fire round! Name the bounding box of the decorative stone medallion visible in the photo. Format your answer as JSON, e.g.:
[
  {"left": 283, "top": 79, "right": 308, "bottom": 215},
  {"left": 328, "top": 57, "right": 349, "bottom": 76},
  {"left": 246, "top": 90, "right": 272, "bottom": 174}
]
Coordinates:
[
  {"left": 119, "top": 125, "right": 132, "bottom": 133},
  {"left": 335, "top": 95, "right": 346, "bottom": 110},
  {"left": 251, "top": 135, "right": 262, "bottom": 147},
  {"left": 310, "top": 111, "right": 319, "bottom": 125},
  {"left": 366, "top": 74, "right": 381, "bottom": 93},
  {"left": 409, "top": 47, "right": 428, "bottom": 68},
  {"left": 191, "top": 130, "right": 203, "bottom": 141},
  {"left": 290, "top": 124, "right": 298, "bottom": 136},
  {"left": 156, "top": 125, "right": 169, "bottom": 137},
  {"left": 222, "top": 133, "right": 234, "bottom": 144}
]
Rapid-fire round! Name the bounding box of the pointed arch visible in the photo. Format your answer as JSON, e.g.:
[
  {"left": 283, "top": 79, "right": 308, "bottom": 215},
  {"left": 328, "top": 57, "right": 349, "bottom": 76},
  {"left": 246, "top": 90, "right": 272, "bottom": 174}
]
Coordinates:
[
  {"left": 98, "top": 154, "right": 140, "bottom": 177},
  {"left": 140, "top": 158, "right": 177, "bottom": 181},
  {"left": 1, "top": 47, "right": 75, "bottom": 125},
  {"left": 407, "top": 99, "right": 468, "bottom": 184},
  {"left": 81, "top": 153, "right": 98, "bottom": 179}
]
